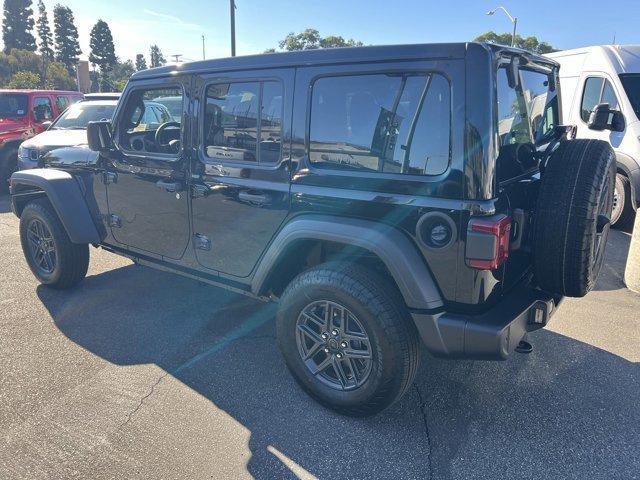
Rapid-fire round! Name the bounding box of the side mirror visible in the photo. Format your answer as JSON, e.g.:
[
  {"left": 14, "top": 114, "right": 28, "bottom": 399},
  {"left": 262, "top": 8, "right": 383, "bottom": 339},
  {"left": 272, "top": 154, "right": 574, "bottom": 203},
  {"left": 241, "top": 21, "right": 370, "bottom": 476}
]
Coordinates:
[
  {"left": 87, "top": 120, "right": 113, "bottom": 152},
  {"left": 588, "top": 103, "right": 626, "bottom": 132},
  {"left": 41, "top": 120, "right": 53, "bottom": 130}
]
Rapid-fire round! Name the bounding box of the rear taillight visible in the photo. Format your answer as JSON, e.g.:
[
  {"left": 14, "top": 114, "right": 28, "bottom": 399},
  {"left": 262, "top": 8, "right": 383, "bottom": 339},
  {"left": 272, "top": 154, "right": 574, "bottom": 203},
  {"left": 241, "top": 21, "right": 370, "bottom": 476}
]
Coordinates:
[{"left": 466, "top": 215, "right": 511, "bottom": 270}]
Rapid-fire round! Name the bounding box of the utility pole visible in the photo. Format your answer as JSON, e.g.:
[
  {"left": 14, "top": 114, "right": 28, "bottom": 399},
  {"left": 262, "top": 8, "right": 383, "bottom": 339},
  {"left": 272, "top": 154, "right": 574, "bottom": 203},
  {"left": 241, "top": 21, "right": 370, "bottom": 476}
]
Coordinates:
[
  {"left": 230, "top": 0, "right": 236, "bottom": 56},
  {"left": 202, "top": 35, "right": 206, "bottom": 60}
]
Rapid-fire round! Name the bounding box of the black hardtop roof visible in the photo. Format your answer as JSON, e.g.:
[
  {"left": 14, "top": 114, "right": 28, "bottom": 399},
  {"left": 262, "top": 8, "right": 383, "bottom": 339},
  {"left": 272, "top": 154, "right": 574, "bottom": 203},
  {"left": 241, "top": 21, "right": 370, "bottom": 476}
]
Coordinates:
[{"left": 131, "top": 42, "right": 555, "bottom": 81}]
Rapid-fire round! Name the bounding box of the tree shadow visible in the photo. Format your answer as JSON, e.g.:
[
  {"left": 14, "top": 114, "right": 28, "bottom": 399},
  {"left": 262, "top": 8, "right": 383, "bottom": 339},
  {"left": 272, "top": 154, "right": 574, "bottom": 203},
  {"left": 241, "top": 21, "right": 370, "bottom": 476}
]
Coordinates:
[{"left": 37, "top": 264, "right": 639, "bottom": 479}]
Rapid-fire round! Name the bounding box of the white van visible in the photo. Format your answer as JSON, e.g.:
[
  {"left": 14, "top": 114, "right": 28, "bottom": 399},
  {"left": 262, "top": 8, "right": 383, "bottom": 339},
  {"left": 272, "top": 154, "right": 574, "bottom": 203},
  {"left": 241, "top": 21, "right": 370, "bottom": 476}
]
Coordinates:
[{"left": 547, "top": 45, "right": 640, "bottom": 228}]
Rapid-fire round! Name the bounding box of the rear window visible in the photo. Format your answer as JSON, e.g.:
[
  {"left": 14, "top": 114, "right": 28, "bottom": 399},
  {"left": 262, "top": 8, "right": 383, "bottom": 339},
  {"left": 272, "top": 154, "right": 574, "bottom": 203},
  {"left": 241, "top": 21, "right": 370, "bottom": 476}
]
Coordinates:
[
  {"left": 309, "top": 72, "right": 451, "bottom": 176},
  {"left": 0, "top": 93, "right": 28, "bottom": 118}
]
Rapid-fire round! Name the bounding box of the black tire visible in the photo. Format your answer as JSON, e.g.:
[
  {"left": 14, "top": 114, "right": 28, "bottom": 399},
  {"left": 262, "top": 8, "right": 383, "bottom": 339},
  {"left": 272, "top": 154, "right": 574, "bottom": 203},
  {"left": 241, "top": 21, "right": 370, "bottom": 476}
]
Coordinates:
[
  {"left": 276, "top": 262, "right": 420, "bottom": 417},
  {"left": 612, "top": 173, "right": 636, "bottom": 231},
  {"left": 19, "top": 198, "right": 89, "bottom": 289},
  {"left": 0, "top": 147, "right": 18, "bottom": 192},
  {"left": 533, "top": 139, "right": 615, "bottom": 297}
]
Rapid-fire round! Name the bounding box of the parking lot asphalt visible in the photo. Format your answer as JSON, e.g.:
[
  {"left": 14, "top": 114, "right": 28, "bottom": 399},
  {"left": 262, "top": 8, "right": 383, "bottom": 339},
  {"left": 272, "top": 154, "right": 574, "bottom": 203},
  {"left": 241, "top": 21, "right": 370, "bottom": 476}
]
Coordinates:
[{"left": 0, "top": 193, "right": 638, "bottom": 480}]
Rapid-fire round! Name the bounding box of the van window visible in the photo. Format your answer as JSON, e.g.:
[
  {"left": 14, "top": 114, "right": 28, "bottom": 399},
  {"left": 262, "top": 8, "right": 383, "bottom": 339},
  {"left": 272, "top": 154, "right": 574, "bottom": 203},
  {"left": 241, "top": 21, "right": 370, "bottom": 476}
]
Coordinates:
[
  {"left": 620, "top": 74, "right": 640, "bottom": 118},
  {"left": 203, "top": 81, "right": 283, "bottom": 163},
  {"left": 601, "top": 80, "right": 619, "bottom": 110},
  {"left": 308, "top": 72, "right": 451, "bottom": 175},
  {"left": 581, "top": 77, "right": 604, "bottom": 122}
]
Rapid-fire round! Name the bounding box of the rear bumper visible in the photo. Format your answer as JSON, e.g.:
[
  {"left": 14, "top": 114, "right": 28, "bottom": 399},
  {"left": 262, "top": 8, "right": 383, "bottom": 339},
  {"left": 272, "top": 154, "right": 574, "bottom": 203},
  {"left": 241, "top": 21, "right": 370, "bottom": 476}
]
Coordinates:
[{"left": 411, "top": 284, "right": 561, "bottom": 360}]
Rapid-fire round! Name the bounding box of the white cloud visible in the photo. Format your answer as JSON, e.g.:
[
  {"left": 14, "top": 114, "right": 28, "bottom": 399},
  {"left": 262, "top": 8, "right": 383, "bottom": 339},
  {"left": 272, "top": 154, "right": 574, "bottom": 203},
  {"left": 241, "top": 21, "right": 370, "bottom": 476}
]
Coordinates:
[{"left": 142, "top": 9, "right": 203, "bottom": 31}]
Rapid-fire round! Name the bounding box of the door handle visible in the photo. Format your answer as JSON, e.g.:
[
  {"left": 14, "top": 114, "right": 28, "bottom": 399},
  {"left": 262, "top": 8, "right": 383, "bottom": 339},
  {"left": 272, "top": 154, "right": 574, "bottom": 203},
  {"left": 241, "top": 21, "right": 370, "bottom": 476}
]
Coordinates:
[
  {"left": 238, "top": 190, "right": 270, "bottom": 206},
  {"left": 156, "top": 179, "right": 182, "bottom": 193}
]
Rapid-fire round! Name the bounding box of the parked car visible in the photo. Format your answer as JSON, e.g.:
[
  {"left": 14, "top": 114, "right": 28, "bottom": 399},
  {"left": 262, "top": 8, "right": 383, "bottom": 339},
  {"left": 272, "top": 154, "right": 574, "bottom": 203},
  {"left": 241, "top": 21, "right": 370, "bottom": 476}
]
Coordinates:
[
  {"left": 153, "top": 95, "right": 182, "bottom": 122},
  {"left": 547, "top": 45, "right": 640, "bottom": 229},
  {"left": 0, "top": 89, "right": 83, "bottom": 185},
  {"left": 17, "top": 99, "right": 118, "bottom": 170},
  {"left": 83, "top": 92, "right": 122, "bottom": 101},
  {"left": 9, "top": 43, "right": 616, "bottom": 416}
]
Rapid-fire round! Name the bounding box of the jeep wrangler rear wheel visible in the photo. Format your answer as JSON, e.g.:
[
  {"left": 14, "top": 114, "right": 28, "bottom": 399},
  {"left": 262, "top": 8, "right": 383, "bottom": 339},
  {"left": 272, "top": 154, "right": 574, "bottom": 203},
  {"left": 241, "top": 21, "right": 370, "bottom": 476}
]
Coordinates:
[
  {"left": 277, "top": 263, "right": 420, "bottom": 416},
  {"left": 19, "top": 199, "right": 89, "bottom": 289}
]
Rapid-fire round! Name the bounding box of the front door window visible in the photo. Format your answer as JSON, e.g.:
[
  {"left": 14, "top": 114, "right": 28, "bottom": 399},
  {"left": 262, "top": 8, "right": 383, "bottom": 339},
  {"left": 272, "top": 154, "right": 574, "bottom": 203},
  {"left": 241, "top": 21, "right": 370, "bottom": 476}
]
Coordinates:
[{"left": 117, "top": 87, "right": 183, "bottom": 156}]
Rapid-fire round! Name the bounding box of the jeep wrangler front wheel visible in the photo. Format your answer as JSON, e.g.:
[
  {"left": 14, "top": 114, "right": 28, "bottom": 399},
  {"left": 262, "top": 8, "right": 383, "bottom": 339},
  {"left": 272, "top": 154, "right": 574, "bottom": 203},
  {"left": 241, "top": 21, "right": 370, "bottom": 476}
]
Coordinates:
[
  {"left": 19, "top": 198, "right": 89, "bottom": 289},
  {"left": 277, "top": 263, "right": 420, "bottom": 416}
]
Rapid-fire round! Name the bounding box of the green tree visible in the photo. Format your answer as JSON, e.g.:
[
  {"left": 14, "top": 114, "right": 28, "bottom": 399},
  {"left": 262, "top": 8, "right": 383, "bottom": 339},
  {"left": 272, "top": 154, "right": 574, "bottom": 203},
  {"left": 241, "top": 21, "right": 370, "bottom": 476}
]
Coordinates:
[
  {"left": 474, "top": 31, "right": 557, "bottom": 55},
  {"left": 135, "top": 53, "right": 147, "bottom": 71},
  {"left": 36, "top": 0, "right": 53, "bottom": 59},
  {"left": 89, "top": 19, "right": 116, "bottom": 73},
  {"left": 53, "top": 4, "right": 81, "bottom": 74},
  {"left": 0, "top": 48, "right": 74, "bottom": 89},
  {"left": 43, "top": 60, "right": 74, "bottom": 89},
  {"left": 7, "top": 69, "right": 40, "bottom": 88},
  {"left": 2, "top": 0, "right": 37, "bottom": 53},
  {"left": 149, "top": 44, "right": 166, "bottom": 68},
  {"left": 274, "top": 28, "right": 363, "bottom": 51}
]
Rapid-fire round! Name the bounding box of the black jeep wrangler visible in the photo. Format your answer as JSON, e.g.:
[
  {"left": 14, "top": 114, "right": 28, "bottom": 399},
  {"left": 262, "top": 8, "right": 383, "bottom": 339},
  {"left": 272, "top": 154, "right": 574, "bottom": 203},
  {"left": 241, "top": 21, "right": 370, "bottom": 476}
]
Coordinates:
[{"left": 9, "top": 43, "right": 615, "bottom": 416}]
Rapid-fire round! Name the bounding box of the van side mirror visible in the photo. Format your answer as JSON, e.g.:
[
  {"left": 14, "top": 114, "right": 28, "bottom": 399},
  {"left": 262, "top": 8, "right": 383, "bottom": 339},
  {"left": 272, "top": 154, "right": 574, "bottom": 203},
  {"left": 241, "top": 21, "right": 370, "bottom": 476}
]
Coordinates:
[
  {"left": 588, "top": 103, "right": 625, "bottom": 132},
  {"left": 87, "top": 120, "right": 113, "bottom": 152}
]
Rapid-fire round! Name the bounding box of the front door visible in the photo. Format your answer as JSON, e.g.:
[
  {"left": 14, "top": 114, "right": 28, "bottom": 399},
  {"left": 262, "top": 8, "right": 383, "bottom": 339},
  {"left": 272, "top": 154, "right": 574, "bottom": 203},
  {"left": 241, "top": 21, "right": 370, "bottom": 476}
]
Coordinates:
[
  {"left": 190, "top": 68, "right": 293, "bottom": 277},
  {"left": 104, "top": 78, "right": 191, "bottom": 260}
]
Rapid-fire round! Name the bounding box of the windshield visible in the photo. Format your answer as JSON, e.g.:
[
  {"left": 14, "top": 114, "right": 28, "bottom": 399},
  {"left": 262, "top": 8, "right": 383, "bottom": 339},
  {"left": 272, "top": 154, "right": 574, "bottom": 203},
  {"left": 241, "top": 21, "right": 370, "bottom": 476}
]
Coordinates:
[
  {"left": 52, "top": 102, "right": 117, "bottom": 130},
  {"left": 153, "top": 96, "right": 182, "bottom": 121},
  {"left": 0, "top": 93, "right": 28, "bottom": 119},
  {"left": 620, "top": 74, "right": 640, "bottom": 119}
]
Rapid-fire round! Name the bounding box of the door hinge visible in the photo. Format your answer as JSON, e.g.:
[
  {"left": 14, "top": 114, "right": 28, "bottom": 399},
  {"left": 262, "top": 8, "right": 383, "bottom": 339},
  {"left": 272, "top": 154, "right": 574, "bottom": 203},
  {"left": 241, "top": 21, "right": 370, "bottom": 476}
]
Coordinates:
[
  {"left": 103, "top": 171, "right": 117, "bottom": 185},
  {"left": 108, "top": 214, "right": 122, "bottom": 228},
  {"left": 191, "top": 184, "right": 209, "bottom": 198},
  {"left": 194, "top": 233, "right": 211, "bottom": 251}
]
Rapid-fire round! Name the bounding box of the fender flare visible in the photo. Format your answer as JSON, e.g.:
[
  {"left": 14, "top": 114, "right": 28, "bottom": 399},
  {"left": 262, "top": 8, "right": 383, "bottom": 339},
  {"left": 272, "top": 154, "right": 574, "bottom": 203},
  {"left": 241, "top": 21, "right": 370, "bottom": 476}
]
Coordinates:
[
  {"left": 251, "top": 215, "right": 444, "bottom": 310},
  {"left": 615, "top": 151, "right": 640, "bottom": 209},
  {"left": 10, "top": 168, "right": 101, "bottom": 244}
]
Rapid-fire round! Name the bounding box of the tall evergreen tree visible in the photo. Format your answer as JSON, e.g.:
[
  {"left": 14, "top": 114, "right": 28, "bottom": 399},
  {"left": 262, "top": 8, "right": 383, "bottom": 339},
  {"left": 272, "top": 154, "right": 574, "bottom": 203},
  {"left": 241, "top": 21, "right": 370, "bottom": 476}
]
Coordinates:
[
  {"left": 2, "top": 0, "right": 37, "bottom": 52},
  {"left": 53, "top": 3, "right": 81, "bottom": 74},
  {"left": 149, "top": 44, "right": 166, "bottom": 68},
  {"left": 89, "top": 19, "right": 116, "bottom": 73},
  {"left": 36, "top": 0, "right": 53, "bottom": 59},
  {"left": 135, "top": 53, "right": 147, "bottom": 71}
]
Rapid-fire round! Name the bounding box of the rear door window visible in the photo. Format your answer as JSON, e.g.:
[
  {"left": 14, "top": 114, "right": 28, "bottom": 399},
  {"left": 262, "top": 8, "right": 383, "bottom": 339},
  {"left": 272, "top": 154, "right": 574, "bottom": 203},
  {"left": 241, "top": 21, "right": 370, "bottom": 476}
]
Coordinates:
[
  {"left": 308, "top": 72, "right": 451, "bottom": 175},
  {"left": 56, "top": 95, "right": 70, "bottom": 113},
  {"left": 203, "top": 81, "right": 283, "bottom": 163}
]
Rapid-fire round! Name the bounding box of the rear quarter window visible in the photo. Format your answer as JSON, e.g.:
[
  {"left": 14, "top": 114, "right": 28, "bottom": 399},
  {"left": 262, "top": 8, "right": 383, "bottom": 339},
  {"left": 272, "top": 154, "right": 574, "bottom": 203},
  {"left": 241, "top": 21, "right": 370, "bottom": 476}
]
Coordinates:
[{"left": 308, "top": 72, "right": 451, "bottom": 176}]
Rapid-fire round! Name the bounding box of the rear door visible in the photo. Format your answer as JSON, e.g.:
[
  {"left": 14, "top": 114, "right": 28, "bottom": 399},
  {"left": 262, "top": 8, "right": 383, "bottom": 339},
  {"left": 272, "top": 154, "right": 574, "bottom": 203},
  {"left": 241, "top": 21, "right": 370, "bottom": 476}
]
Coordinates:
[
  {"left": 190, "top": 68, "right": 293, "bottom": 278},
  {"left": 494, "top": 58, "right": 561, "bottom": 287}
]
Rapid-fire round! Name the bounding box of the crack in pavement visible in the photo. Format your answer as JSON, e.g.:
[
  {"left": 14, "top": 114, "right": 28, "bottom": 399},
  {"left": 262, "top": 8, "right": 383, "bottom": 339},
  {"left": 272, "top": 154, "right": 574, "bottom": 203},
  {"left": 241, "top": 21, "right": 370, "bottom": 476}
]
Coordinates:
[
  {"left": 413, "top": 382, "right": 434, "bottom": 480},
  {"left": 119, "top": 372, "right": 168, "bottom": 429},
  {"left": 117, "top": 333, "right": 276, "bottom": 428}
]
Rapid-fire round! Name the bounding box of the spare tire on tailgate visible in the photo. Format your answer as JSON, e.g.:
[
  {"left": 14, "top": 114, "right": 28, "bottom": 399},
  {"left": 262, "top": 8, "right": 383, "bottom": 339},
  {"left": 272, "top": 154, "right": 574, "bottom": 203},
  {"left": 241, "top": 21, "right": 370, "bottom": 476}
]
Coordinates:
[{"left": 533, "top": 139, "right": 615, "bottom": 297}]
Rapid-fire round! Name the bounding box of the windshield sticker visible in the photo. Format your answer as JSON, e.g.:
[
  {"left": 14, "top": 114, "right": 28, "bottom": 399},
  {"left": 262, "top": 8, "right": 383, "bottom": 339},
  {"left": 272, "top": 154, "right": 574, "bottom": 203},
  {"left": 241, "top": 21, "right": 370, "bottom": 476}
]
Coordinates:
[{"left": 17, "top": 110, "right": 24, "bottom": 115}]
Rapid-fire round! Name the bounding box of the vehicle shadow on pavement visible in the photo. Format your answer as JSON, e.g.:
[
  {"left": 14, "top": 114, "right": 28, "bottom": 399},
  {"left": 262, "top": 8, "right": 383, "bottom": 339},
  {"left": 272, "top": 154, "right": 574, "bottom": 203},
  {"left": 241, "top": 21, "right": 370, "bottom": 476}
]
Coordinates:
[
  {"left": 0, "top": 194, "right": 11, "bottom": 214},
  {"left": 37, "top": 262, "right": 640, "bottom": 479},
  {"left": 594, "top": 229, "right": 632, "bottom": 291}
]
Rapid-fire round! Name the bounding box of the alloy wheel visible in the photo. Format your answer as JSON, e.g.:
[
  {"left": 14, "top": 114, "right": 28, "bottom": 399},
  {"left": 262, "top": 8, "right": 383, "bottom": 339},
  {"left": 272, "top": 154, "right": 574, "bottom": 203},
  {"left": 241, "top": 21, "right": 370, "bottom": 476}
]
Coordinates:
[
  {"left": 295, "top": 300, "right": 373, "bottom": 391},
  {"left": 26, "top": 218, "right": 56, "bottom": 274}
]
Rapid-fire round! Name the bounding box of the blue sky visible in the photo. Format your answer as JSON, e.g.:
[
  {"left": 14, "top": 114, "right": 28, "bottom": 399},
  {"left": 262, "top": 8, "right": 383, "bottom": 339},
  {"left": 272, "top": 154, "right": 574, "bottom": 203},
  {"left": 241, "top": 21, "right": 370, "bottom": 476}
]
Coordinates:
[{"left": 8, "top": 0, "right": 640, "bottom": 63}]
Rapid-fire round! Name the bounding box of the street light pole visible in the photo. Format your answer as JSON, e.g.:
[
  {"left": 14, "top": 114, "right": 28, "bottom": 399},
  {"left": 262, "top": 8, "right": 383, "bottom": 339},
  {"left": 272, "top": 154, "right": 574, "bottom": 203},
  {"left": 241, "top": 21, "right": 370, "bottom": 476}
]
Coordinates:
[
  {"left": 230, "top": 0, "right": 236, "bottom": 57},
  {"left": 487, "top": 6, "right": 518, "bottom": 47}
]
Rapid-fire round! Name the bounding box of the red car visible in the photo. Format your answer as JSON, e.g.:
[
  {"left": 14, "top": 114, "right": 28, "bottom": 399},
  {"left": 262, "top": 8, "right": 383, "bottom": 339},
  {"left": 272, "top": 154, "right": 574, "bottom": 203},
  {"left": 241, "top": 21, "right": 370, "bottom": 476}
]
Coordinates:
[{"left": 0, "top": 89, "right": 83, "bottom": 185}]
